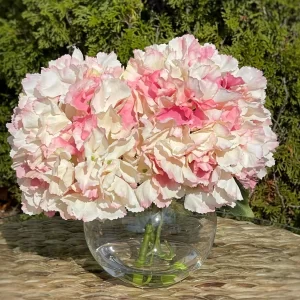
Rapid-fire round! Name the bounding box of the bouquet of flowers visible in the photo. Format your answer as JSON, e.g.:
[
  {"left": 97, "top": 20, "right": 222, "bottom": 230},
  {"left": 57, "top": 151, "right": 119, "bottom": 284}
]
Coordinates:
[
  {"left": 7, "top": 34, "right": 278, "bottom": 220},
  {"left": 7, "top": 35, "right": 278, "bottom": 286}
]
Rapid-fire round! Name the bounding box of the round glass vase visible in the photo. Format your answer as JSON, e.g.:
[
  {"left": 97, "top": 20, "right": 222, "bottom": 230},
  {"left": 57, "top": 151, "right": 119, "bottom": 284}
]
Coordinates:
[{"left": 84, "top": 203, "right": 217, "bottom": 288}]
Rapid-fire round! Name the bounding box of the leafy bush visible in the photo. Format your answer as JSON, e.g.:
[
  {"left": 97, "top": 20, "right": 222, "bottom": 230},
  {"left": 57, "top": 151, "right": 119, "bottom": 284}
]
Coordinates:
[{"left": 0, "top": 0, "right": 299, "bottom": 226}]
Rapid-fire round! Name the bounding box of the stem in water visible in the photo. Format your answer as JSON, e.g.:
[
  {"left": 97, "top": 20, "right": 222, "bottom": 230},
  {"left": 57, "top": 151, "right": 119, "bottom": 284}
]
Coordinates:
[{"left": 132, "top": 223, "right": 153, "bottom": 285}]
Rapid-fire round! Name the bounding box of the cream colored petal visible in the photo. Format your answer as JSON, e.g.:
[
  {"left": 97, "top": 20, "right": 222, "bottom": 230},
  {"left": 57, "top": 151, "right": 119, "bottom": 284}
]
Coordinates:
[
  {"left": 154, "top": 145, "right": 184, "bottom": 183},
  {"left": 84, "top": 127, "right": 108, "bottom": 160},
  {"left": 62, "top": 193, "right": 126, "bottom": 221},
  {"left": 119, "top": 161, "right": 138, "bottom": 184},
  {"left": 152, "top": 175, "right": 185, "bottom": 200},
  {"left": 105, "top": 136, "right": 135, "bottom": 160},
  {"left": 39, "top": 69, "right": 64, "bottom": 98},
  {"left": 135, "top": 180, "right": 158, "bottom": 208},
  {"left": 184, "top": 187, "right": 217, "bottom": 213},
  {"left": 108, "top": 176, "right": 143, "bottom": 212},
  {"left": 97, "top": 106, "right": 123, "bottom": 138},
  {"left": 91, "top": 78, "right": 131, "bottom": 113}
]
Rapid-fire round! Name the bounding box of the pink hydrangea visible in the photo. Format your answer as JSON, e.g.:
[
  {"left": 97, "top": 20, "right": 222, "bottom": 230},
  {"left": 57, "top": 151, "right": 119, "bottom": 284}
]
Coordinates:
[
  {"left": 7, "top": 48, "right": 140, "bottom": 221},
  {"left": 7, "top": 35, "right": 278, "bottom": 220},
  {"left": 123, "top": 34, "right": 278, "bottom": 213}
]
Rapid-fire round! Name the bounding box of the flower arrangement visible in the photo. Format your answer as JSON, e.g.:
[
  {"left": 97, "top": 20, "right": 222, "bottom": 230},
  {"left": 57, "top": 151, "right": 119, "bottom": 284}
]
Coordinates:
[
  {"left": 7, "top": 34, "right": 279, "bottom": 287},
  {"left": 7, "top": 35, "right": 278, "bottom": 222}
]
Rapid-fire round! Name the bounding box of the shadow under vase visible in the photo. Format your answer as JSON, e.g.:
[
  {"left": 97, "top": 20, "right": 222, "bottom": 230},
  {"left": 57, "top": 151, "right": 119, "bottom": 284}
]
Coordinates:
[{"left": 0, "top": 216, "right": 115, "bottom": 282}]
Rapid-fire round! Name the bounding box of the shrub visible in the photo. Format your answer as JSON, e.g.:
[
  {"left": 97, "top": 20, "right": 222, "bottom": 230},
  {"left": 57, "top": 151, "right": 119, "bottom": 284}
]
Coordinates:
[{"left": 0, "top": 0, "right": 299, "bottom": 226}]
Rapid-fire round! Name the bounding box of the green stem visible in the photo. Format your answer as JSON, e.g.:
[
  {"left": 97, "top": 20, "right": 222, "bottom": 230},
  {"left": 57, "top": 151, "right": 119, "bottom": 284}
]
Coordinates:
[
  {"left": 154, "top": 212, "right": 163, "bottom": 253},
  {"left": 133, "top": 223, "right": 153, "bottom": 285},
  {"left": 130, "top": 209, "right": 187, "bottom": 286},
  {"left": 135, "top": 223, "right": 153, "bottom": 267},
  {"left": 146, "top": 212, "right": 163, "bottom": 265}
]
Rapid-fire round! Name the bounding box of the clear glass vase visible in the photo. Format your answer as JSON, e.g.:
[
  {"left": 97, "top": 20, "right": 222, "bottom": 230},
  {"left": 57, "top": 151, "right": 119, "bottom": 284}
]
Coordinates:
[{"left": 84, "top": 202, "right": 217, "bottom": 288}]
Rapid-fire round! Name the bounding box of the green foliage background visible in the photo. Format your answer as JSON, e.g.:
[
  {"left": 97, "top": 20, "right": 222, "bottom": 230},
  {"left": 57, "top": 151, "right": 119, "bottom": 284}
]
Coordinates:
[{"left": 0, "top": 0, "right": 299, "bottom": 226}]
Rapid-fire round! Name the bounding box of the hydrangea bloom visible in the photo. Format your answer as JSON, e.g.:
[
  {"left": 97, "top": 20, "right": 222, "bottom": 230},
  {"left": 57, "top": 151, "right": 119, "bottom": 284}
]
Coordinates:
[
  {"left": 7, "top": 35, "right": 278, "bottom": 221},
  {"left": 7, "top": 49, "right": 142, "bottom": 221},
  {"left": 122, "top": 34, "right": 278, "bottom": 213}
]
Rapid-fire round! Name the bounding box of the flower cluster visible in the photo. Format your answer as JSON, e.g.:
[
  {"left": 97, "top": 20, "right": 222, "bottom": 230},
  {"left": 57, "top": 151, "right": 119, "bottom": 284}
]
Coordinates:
[{"left": 7, "top": 35, "right": 278, "bottom": 221}]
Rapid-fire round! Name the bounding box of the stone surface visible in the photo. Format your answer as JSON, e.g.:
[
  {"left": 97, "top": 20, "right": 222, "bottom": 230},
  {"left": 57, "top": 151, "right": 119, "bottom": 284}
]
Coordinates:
[{"left": 0, "top": 217, "right": 299, "bottom": 299}]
